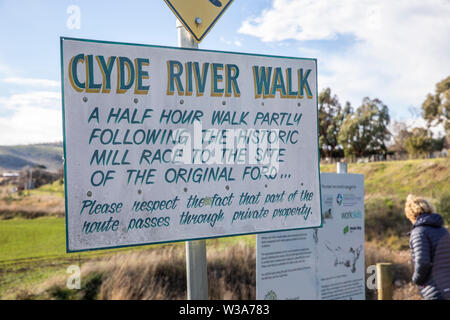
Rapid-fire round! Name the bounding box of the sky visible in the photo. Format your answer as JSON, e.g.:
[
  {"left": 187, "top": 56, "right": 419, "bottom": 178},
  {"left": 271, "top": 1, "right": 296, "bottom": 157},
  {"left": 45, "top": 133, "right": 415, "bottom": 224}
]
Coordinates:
[{"left": 0, "top": 0, "right": 449, "bottom": 145}]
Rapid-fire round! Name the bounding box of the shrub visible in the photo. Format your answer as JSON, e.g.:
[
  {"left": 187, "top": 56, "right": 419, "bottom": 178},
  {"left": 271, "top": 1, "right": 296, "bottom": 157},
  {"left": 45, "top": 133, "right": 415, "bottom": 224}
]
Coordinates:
[
  {"left": 436, "top": 192, "right": 450, "bottom": 226},
  {"left": 365, "top": 197, "right": 410, "bottom": 238}
]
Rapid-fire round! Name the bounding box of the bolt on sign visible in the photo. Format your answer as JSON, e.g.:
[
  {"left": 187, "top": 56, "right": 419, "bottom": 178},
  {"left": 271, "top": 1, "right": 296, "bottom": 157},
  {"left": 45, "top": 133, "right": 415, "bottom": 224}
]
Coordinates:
[
  {"left": 163, "top": 0, "right": 234, "bottom": 42},
  {"left": 60, "top": 37, "right": 322, "bottom": 252}
]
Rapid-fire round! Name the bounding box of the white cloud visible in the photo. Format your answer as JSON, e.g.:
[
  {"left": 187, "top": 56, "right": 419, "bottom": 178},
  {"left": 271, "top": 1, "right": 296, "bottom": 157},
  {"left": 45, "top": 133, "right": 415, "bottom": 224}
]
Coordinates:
[
  {"left": 219, "top": 36, "right": 244, "bottom": 48},
  {"left": 0, "top": 91, "right": 60, "bottom": 111},
  {"left": 0, "top": 106, "right": 62, "bottom": 145},
  {"left": 2, "top": 77, "right": 60, "bottom": 88},
  {"left": 388, "top": 118, "right": 445, "bottom": 141},
  {"left": 0, "top": 90, "right": 62, "bottom": 145},
  {"left": 239, "top": 0, "right": 450, "bottom": 117}
]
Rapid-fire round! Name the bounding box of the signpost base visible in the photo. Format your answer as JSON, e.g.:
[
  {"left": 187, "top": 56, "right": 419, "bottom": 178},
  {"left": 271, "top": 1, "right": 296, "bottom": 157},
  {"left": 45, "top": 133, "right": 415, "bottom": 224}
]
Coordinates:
[
  {"left": 337, "top": 162, "right": 348, "bottom": 174},
  {"left": 177, "top": 19, "right": 208, "bottom": 300},
  {"left": 186, "top": 240, "right": 208, "bottom": 300}
]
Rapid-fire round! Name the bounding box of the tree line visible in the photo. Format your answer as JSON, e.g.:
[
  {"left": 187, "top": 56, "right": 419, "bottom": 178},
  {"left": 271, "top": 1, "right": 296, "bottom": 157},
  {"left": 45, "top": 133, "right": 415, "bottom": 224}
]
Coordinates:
[{"left": 318, "top": 76, "right": 449, "bottom": 160}]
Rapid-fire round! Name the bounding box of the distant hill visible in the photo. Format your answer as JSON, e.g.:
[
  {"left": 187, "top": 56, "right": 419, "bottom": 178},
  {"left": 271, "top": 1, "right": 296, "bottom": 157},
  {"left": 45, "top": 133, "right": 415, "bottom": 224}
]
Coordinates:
[{"left": 0, "top": 143, "right": 63, "bottom": 172}]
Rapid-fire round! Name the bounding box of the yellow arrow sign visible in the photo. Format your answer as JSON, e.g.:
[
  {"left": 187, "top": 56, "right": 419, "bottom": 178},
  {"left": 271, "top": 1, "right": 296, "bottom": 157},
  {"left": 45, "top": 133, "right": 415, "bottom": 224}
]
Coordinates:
[{"left": 163, "top": 0, "right": 234, "bottom": 43}]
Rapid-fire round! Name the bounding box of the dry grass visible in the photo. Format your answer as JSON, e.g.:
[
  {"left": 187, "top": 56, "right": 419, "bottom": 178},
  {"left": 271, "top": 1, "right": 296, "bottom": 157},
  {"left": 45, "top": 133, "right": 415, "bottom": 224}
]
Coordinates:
[
  {"left": 92, "top": 246, "right": 187, "bottom": 300},
  {"left": 31, "top": 242, "right": 256, "bottom": 300},
  {"left": 206, "top": 242, "right": 256, "bottom": 300},
  {"left": 22, "top": 241, "right": 423, "bottom": 300},
  {"left": 365, "top": 241, "right": 422, "bottom": 300},
  {"left": 0, "top": 187, "right": 64, "bottom": 219}
]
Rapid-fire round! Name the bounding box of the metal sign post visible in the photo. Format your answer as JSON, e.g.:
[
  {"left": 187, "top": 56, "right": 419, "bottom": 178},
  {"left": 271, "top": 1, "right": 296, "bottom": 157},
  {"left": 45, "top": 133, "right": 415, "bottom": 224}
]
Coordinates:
[
  {"left": 177, "top": 19, "right": 209, "bottom": 300},
  {"left": 337, "top": 162, "right": 348, "bottom": 174},
  {"left": 186, "top": 240, "right": 208, "bottom": 299}
]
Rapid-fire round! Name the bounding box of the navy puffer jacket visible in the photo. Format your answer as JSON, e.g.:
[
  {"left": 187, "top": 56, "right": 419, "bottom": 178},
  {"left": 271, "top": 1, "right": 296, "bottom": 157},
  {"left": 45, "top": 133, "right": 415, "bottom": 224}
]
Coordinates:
[{"left": 409, "top": 213, "right": 450, "bottom": 300}]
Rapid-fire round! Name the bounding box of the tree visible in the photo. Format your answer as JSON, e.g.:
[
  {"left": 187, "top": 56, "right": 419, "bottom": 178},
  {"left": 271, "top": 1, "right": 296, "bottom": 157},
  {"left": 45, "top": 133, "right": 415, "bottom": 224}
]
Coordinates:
[
  {"left": 338, "top": 97, "right": 390, "bottom": 158},
  {"left": 422, "top": 76, "right": 450, "bottom": 146},
  {"left": 16, "top": 165, "right": 58, "bottom": 191},
  {"left": 404, "top": 127, "right": 445, "bottom": 157},
  {"left": 317, "top": 88, "right": 351, "bottom": 158},
  {"left": 389, "top": 121, "right": 412, "bottom": 154},
  {"left": 404, "top": 128, "right": 434, "bottom": 157}
]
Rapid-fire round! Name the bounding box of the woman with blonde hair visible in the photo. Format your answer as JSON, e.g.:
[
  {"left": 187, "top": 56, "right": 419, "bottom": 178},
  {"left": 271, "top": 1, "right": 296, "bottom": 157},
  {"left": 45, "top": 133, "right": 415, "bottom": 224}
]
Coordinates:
[{"left": 405, "top": 194, "right": 450, "bottom": 300}]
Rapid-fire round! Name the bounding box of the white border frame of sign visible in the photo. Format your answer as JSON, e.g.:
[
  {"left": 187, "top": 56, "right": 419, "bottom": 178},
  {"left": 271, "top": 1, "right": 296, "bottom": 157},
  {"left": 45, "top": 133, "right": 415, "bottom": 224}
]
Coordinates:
[{"left": 60, "top": 36, "right": 323, "bottom": 253}]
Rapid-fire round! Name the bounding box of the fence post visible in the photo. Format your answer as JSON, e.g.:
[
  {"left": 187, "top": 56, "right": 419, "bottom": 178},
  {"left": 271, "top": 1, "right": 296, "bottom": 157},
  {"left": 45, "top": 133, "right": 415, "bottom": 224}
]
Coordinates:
[
  {"left": 177, "top": 19, "right": 209, "bottom": 300},
  {"left": 376, "top": 262, "right": 393, "bottom": 300}
]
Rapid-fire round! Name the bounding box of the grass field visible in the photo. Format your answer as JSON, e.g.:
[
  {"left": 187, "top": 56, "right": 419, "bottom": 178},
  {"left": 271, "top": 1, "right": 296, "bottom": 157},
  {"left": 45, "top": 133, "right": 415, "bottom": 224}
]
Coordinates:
[
  {"left": 0, "top": 217, "right": 65, "bottom": 262},
  {"left": 0, "top": 215, "right": 255, "bottom": 298},
  {"left": 0, "top": 216, "right": 256, "bottom": 263},
  {"left": 321, "top": 158, "right": 450, "bottom": 200},
  {"left": 0, "top": 157, "right": 448, "bottom": 299}
]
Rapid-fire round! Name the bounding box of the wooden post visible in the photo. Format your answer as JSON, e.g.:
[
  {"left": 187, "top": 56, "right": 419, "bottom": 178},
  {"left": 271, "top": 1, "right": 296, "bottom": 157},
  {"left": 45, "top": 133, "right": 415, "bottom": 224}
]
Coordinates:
[
  {"left": 177, "top": 19, "right": 208, "bottom": 300},
  {"left": 376, "top": 263, "right": 393, "bottom": 300}
]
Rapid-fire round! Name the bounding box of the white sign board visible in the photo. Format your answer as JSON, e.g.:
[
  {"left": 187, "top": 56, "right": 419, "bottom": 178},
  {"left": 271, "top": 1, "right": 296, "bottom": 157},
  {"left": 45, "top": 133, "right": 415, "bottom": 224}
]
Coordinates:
[
  {"left": 61, "top": 37, "right": 321, "bottom": 252},
  {"left": 257, "top": 173, "right": 365, "bottom": 300}
]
